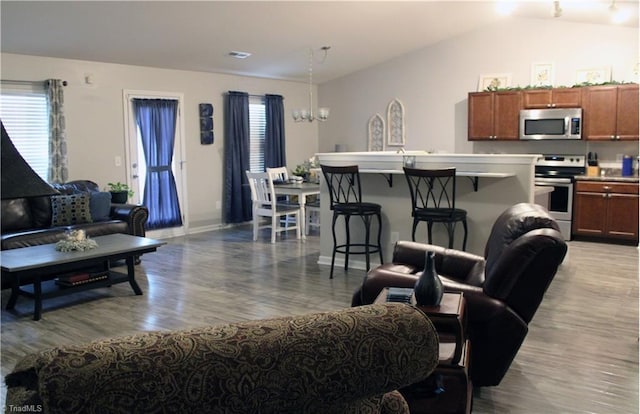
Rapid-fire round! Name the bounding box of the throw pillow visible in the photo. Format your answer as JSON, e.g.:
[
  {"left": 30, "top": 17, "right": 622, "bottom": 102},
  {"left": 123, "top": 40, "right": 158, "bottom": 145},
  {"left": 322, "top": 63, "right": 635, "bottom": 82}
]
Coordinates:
[
  {"left": 50, "top": 194, "right": 92, "bottom": 226},
  {"left": 89, "top": 191, "right": 112, "bottom": 222}
]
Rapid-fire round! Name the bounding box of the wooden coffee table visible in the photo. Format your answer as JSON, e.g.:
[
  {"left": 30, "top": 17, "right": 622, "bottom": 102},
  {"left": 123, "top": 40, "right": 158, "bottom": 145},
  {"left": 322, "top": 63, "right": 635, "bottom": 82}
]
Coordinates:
[{"left": 1, "top": 234, "right": 165, "bottom": 320}]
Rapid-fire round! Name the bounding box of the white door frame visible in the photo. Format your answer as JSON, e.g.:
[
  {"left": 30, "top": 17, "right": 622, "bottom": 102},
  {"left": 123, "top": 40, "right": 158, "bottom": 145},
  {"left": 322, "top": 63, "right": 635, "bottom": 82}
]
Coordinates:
[{"left": 122, "top": 89, "right": 189, "bottom": 239}]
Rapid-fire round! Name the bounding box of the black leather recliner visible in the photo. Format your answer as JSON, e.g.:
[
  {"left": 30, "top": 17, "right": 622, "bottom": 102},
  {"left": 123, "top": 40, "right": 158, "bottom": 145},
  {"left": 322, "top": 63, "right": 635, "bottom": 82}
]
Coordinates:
[{"left": 352, "top": 203, "right": 568, "bottom": 387}]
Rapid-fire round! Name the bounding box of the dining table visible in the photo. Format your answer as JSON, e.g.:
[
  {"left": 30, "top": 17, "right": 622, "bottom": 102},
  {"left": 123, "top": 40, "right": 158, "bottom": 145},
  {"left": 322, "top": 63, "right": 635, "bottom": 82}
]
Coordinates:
[{"left": 273, "top": 181, "right": 321, "bottom": 239}]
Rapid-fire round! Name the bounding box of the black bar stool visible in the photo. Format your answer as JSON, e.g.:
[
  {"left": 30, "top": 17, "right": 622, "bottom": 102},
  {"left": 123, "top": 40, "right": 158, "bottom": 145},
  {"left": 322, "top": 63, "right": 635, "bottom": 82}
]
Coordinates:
[
  {"left": 403, "top": 166, "right": 468, "bottom": 250},
  {"left": 320, "top": 165, "right": 383, "bottom": 279}
]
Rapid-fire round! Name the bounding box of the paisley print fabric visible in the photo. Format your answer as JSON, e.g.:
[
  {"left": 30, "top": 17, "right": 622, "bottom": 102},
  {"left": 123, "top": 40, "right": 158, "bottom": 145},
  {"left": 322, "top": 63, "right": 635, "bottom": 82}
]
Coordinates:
[{"left": 6, "top": 303, "right": 439, "bottom": 414}]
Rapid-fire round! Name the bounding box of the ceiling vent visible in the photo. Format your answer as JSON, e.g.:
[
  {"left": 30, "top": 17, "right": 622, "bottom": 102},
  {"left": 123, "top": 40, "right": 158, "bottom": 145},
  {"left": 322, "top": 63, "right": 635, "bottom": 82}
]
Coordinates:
[{"left": 229, "top": 51, "right": 251, "bottom": 59}]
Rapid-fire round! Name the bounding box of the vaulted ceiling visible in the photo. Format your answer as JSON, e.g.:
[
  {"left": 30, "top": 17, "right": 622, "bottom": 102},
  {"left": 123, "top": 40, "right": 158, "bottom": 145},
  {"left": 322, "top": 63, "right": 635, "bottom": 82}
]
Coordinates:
[{"left": 1, "top": 1, "right": 637, "bottom": 84}]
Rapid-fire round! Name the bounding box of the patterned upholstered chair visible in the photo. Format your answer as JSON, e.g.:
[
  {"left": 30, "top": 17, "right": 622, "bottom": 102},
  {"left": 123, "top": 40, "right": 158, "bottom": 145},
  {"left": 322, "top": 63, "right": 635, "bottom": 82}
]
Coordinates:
[{"left": 5, "top": 303, "right": 439, "bottom": 414}]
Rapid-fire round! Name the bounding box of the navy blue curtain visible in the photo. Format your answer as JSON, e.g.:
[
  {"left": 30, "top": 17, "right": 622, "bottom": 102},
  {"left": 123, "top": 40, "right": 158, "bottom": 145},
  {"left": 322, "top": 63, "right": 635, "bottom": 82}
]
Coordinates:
[
  {"left": 224, "top": 91, "right": 252, "bottom": 223},
  {"left": 264, "top": 94, "right": 286, "bottom": 168},
  {"left": 132, "top": 98, "right": 182, "bottom": 230}
]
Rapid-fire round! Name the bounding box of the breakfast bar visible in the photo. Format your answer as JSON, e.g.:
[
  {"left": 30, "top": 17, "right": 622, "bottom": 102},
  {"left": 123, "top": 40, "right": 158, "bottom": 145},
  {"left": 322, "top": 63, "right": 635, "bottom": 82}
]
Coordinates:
[{"left": 315, "top": 151, "right": 540, "bottom": 270}]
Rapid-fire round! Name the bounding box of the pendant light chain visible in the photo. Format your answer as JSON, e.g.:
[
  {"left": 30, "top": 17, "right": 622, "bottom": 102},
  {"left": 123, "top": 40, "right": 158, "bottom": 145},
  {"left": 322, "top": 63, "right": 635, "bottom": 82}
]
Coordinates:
[
  {"left": 292, "top": 46, "right": 331, "bottom": 123},
  {"left": 308, "top": 48, "right": 314, "bottom": 120}
]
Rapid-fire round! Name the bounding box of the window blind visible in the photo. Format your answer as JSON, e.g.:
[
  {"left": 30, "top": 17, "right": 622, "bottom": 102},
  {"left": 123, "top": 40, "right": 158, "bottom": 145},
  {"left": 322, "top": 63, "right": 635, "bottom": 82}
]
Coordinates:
[
  {"left": 249, "top": 95, "right": 266, "bottom": 172},
  {"left": 0, "top": 85, "right": 49, "bottom": 181}
]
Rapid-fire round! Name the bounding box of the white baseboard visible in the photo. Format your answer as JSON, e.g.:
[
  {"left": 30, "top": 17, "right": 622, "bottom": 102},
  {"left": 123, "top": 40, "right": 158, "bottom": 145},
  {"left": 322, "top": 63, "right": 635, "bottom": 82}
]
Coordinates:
[
  {"left": 146, "top": 223, "right": 242, "bottom": 239},
  {"left": 317, "top": 255, "right": 382, "bottom": 271},
  {"left": 187, "top": 223, "right": 236, "bottom": 234}
]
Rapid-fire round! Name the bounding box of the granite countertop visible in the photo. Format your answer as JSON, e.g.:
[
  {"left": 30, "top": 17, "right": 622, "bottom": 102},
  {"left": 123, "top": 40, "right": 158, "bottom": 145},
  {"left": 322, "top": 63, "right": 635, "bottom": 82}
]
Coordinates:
[{"left": 575, "top": 175, "right": 639, "bottom": 183}]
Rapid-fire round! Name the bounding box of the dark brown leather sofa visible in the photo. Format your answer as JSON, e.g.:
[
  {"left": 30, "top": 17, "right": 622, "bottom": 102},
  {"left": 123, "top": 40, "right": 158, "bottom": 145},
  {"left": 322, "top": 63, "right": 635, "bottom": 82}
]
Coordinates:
[
  {"left": 352, "top": 203, "right": 567, "bottom": 388},
  {"left": 1, "top": 180, "right": 148, "bottom": 289}
]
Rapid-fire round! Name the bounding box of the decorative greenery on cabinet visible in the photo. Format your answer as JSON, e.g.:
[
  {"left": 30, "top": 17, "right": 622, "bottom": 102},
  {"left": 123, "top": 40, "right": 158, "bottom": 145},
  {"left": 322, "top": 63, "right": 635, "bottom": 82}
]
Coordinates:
[{"left": 481, "top": 80, "right": 636, "bottom": 93}]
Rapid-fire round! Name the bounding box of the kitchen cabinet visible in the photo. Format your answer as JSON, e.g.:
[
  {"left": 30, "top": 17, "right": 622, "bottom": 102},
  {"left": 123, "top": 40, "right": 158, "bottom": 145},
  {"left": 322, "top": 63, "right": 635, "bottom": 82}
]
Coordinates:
[
  {"left": 582, "top": 84, "right": 639, "bottom": 141},
  {"left": 523, "top": 88, "right": 582, "bottom": 109},
  {"left": 468, "top": 91, "right": 522, "bottom": 140},
  {"left": 573, "top": 180, "right": 639, "bottom": 241}
]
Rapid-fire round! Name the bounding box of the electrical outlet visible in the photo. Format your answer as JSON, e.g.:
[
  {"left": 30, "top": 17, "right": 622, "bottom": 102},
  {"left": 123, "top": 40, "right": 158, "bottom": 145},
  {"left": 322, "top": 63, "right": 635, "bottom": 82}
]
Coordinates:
[
  {"left": 616, "top": 154, "right": 623, "bottom": 162},
  {"left": 215, "top": 200, "right": 221, "bottom": 210},
  {"left": 390, "top": 231, "right": 400, "bottom": 244}
]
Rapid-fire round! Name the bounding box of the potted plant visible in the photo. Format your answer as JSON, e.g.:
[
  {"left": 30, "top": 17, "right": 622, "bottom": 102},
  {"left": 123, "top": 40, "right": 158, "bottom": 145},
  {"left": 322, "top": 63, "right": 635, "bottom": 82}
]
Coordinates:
[
  {"left": 291, "top": 156, "right": 319, "bottom": 182},
  {"left": 291, "top": 164, "right": 308, "bottom": 180},
  {"left": 107, "top": 182, "right": 134, "bottom": 204}
]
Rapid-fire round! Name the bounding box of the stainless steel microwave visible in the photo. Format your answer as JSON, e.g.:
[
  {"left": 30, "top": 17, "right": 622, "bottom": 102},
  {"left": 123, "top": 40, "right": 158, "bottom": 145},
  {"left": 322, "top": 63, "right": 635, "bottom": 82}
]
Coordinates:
[{"left": 519, "top": 108, "right": 582, "bottom": 140}]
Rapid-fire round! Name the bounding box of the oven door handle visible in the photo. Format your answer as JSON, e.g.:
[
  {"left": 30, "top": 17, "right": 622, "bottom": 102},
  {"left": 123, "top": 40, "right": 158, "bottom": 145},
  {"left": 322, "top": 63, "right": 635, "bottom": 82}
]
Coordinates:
[{"left": 535, "top": 178, "right": 572, "bottom": 184}]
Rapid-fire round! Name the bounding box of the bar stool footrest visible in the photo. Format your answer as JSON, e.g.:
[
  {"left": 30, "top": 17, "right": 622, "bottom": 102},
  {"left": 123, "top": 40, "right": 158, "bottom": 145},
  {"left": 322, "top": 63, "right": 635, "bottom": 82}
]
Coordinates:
[{"left": 335, "top": 243, "right": 382, "bottom": 255}]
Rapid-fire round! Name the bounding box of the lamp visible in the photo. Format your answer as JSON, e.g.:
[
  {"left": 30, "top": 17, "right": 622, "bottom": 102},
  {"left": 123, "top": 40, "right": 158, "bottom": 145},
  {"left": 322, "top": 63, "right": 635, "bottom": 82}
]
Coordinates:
[{"left": 292, "top": 46, "right": 330, "bottom": 123}]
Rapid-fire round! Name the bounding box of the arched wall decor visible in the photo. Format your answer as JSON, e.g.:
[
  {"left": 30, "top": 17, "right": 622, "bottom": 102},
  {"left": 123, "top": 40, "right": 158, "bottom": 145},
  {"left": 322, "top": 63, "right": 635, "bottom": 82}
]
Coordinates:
[
  {"left": 387, "top": 98, "right": 405, "bottom": 147},
  {"left": 367, "top": 114, "right": 385, "bottom": 151}
]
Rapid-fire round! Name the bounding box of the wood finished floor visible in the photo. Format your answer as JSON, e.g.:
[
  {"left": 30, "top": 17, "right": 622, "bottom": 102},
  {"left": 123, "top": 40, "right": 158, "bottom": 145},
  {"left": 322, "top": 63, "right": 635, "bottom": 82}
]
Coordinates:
[{"left": 1, "top": 226, "right": 638, "bottom": 413}]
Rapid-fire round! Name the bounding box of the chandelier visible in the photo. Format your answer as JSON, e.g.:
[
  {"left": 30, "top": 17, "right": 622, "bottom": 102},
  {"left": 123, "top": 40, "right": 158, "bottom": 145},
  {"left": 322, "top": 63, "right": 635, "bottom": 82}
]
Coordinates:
[{"left": 292, "top": 46, "right": 330, "bottom": 123}]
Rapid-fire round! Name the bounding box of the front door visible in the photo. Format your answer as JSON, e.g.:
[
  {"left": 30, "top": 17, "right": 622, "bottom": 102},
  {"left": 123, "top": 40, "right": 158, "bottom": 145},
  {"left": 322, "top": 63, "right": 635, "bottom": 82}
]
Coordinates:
[{"left": 123, "top": 90, "right": 188, "bottom": 238}]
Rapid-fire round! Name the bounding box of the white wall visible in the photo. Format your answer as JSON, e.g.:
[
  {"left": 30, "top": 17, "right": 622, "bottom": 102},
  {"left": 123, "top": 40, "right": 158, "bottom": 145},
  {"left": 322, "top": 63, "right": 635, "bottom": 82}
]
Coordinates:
[
  {"left": 319, "top": 18, "right": 639, "bottom": 163},
  {"left": 1, "top": 53, "right": 320, "bottom": 230}
]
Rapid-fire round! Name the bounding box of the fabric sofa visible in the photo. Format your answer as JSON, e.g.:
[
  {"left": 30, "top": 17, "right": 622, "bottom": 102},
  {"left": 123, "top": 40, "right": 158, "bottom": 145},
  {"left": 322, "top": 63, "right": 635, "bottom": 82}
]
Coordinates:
[
  {"left": 5, "top": 303, "right": 440, "bottom": 414},
  {"left": 1, "top": 180, "right": 148, "bottom": 289}
]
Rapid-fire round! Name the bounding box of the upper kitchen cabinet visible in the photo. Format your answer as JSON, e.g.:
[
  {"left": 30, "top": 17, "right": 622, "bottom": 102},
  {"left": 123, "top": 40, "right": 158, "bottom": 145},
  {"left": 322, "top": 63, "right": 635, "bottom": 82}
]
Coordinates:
[
  {"left": 468, "top": 91, "right": 522, "bottom": 141},
  {"left": 522, "top": 88, "right": 582, "bottom": 109},
  {"left": 582, "top": 84, "right": 639, "bottom": 141}
]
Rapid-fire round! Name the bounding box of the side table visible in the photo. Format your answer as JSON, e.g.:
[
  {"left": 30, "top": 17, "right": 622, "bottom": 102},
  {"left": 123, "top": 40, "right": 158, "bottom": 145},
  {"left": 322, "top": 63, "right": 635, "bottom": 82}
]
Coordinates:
[{"left": 375, "top": 288, "right": 472, "bottom": 414}]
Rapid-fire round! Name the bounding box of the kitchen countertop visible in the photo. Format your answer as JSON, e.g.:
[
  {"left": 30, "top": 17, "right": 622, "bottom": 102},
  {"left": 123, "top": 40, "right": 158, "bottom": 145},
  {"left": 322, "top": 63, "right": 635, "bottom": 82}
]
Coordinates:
[{"left": 575, "top": 175, "right": 639, "bottom": 183}]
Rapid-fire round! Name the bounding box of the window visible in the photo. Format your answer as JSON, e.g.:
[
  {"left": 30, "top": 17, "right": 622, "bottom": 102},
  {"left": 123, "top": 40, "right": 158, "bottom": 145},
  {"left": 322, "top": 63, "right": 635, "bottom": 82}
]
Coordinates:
[
  {"left": 249, "top": 95, "right": 266, "bottom": 172},
  {"left": 0, "top": 84, "right": 49, "bottom": 181}
]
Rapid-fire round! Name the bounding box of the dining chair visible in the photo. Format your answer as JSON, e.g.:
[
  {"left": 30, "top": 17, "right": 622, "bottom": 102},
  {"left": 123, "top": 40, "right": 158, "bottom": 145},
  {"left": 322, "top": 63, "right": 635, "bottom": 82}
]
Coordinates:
[
  {"left": 266, "top": 167, "right": 299, "bottom": 229},
  {"left": 245, "top": 171, "right": 301, "bottom": 243},
  {"left": 305, "top": 198, "right": 321, "bottom": 235},
  {"left": 403, "top": 166, "right": 468, "bottom": 250},
  {"left": 266, "top": 166, "right": 290, "bottom": 184},
  {"left": 305, "top": 168, "right": 322, "bottom": 235}
]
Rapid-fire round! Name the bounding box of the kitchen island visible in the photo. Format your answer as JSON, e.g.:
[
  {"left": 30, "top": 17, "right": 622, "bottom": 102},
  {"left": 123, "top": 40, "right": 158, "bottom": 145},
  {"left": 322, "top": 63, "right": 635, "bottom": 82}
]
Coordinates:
[{"left": 315, "top": 151, "right": 540, "bottom": 271}]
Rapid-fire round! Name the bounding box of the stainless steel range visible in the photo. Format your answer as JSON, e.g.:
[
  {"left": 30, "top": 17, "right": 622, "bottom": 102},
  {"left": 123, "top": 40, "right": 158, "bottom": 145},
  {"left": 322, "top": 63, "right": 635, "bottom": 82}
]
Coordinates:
[{"left": 534, "top": 154, "right": 586, "bottom": 240}]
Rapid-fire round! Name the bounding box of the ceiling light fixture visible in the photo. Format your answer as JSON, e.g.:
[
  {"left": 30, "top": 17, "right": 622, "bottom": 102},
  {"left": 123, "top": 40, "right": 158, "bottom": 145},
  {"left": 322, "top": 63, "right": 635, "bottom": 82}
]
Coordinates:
[
  {"left": 552, "top": 1, "right": 562, "bottom": 18},
  {"left": 292, "top": 46, "right": 330, "bottom": 123}
]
